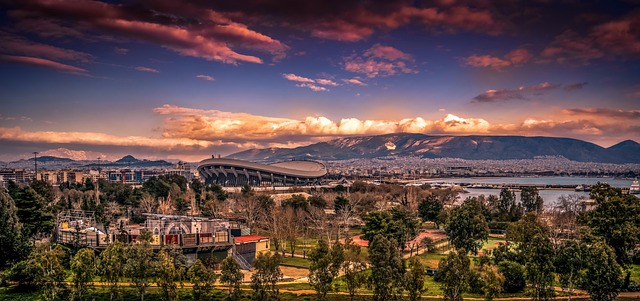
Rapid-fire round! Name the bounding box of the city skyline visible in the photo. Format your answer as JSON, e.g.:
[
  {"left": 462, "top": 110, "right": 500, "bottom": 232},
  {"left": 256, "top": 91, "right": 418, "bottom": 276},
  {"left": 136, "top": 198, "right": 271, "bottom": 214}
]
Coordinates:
[{"left": 1, "top": 0, "right": 639, "bottom": 161}]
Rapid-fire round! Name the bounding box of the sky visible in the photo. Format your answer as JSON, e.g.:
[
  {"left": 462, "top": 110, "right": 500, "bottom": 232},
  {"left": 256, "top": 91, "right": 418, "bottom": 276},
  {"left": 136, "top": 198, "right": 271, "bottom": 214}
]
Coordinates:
[{"left": 0, "top": 0, "right": 639, "bottom": 162}]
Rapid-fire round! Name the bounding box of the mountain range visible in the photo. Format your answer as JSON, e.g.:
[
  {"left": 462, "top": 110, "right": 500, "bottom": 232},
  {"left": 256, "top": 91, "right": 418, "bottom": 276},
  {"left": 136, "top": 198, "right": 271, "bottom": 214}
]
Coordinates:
[
  {"left": 227, "top": 134, "right": 640, "bottom": 164},
  {"left": 4, "top": 155, "right": 173, "bottom": 169}
]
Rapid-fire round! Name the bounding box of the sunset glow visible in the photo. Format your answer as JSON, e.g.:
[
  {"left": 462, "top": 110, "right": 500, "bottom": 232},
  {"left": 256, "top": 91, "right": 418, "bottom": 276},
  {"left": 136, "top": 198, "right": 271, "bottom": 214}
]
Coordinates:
[{"left": 1, "top": 0, "right": 639, "bottom": 161}]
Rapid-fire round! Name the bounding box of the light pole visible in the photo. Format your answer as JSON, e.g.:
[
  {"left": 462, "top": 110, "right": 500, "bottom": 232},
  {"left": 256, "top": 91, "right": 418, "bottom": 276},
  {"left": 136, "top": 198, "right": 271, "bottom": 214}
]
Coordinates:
[{"left": 33, "top": 151, "right": 39, "bottom": 181}]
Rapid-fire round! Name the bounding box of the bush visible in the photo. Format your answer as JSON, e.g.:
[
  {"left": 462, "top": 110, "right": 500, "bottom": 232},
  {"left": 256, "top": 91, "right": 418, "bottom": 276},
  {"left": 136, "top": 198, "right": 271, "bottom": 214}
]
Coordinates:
[
  {"left": 498, "top": 261, "right": 525, "bottom": 293},
  {"left": 468, "top": 270, "right": 484, "bottom": 294}
]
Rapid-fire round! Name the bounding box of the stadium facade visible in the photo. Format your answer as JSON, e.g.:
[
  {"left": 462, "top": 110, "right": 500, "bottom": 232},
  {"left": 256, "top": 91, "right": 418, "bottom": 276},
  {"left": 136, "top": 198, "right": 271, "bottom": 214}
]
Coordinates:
[{"left": 197, "top": 158, "right": 327, "bottom": 187}]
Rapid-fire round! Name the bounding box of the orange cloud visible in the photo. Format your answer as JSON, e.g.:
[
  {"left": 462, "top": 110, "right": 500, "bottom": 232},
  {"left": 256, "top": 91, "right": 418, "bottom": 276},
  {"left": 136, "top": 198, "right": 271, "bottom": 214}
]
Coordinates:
[
  {"left": 153, "top": 104, "right": 491, "bottom": 141},
  {"left": 344, "top": 44, "right": 417, "bottom": 78},
  {"left": 0, "top": 126, "right": 215, "bottom": 149},
  {"left": 464, "top": 48, "right": 531, "bottom": 70}
]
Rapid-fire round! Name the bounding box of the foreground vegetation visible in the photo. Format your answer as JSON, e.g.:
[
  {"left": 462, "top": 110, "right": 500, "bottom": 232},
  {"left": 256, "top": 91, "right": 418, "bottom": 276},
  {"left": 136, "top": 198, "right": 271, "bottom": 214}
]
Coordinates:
[{"left": 2, "top": 175, "right": 640, "bottom": 301}]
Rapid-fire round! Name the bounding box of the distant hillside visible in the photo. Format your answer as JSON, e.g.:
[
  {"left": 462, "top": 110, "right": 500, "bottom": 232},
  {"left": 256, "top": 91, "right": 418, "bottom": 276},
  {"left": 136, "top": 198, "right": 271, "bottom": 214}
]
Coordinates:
[
  {"left": 17, "top": 156, "right": 76, "bottom": 163},
  {"left": 227, "top": 134, "right": 640, "bottom": 164},
  {"left": 7, "top": 154, "right": 173, "bottom": 169},
  {"left": 87, "top": 155, "right": 172, "bottom": 168}
]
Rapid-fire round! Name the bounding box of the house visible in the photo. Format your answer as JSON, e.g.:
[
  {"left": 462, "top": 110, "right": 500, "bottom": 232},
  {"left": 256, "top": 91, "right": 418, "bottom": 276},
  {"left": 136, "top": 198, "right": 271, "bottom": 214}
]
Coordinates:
[{"left": 234, "top": 235, "right": 270, "bottom": 264}]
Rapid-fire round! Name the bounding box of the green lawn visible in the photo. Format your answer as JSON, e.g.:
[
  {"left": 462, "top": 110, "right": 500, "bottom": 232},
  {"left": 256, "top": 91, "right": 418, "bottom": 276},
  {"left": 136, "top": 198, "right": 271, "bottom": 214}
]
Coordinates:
[{"left": 281, "top": 256, "right": 312, "bottom": 268}]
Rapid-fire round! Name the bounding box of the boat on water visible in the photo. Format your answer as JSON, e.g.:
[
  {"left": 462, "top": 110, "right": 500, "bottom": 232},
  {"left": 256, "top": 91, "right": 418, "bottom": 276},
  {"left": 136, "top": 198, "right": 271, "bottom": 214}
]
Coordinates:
[
  {"left": 631, "top": 179, "right": 640, "bottom": 195},
  {"left": 575, "top": 184, "right": 591, "bottom": 192}
]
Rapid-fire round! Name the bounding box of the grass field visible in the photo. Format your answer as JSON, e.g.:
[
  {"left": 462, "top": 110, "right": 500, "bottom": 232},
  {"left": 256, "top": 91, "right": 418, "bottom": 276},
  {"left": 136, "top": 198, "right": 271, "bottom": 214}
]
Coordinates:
[{"left": 281, "top": 256, "right": 312, "bottom": 268}]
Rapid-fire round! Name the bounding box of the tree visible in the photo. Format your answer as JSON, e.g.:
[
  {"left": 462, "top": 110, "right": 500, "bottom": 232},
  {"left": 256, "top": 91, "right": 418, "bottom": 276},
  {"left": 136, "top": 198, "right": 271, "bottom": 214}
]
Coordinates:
[
  {"left": 524, "top": 234, "right": 555, "bottom": 301},
  {"left": 368, "top": 234, "right": 405, "bottom": 301},
  {"left": 30, "top": 180, "right": 56, "bottom": 206},
  {"left": 0, "top": 190, "right": 27, "bottom": 268},
  {"left": 438, "top": 250, "right": 471, "bottom": 301},
  {"left": 125, "top": 231, "right": 154, "bottom": 301},
  {"left": 188, "top": 259, "right": 217, "bottom": 301},
  {"left": 342, "top": 240, "right": 367, "bottom": 301},
  {"left": 580, "top": 188, "right": 640, "bottom": 267},
  {"left": 480, "top": 265, "right": 504, "bottom": 301},
  {"left": 445, "top": 198, "right": 489, "bottom": 254},
  {"left": 498, "top": 188, "right": 521, "bottom": 221},
  {"left": 220, "top": 257, "right": 244, "bottom": 300},
  {"left": 418, "top": 195, "right": 444, "bottom": 227},
  {"left": 554, "top": 240, "right": 586, "bottom": 300},
  {"left": 71, "top": 248, "right": 96, "bottom": 301},
  {"left": 497, "top": 261, "right": 526, "bottom": 293},
  {"left": 251, "top": 252, "right": 283, "bottom": 300},
  {"left": 589, "top": 182, "right": 622, "bottom": 203},
  {"left": 582, "top": 241, "right": 624, "bottom": 301},
  {"left": 549, "top": 195, "right": 583, "bottom": 246},
  {"left": 362, "top": 208, "right": 420, "bottom": 250},
  {"left": 506, "top": 213, "right": 549, "bottom": 257},
  {"left": 23, "top": 243, "right": 67, "bottom": 301},
  {"left": 11, "top": 186, "right": 55, "bottom": 237},
  {"left": 99, "top": 240, "right": 126, "bottom": 301},
  {"left": 334, "top": 196, "right": 350, "bottom": 212},
  {"left": 521, "top": 187, "right": 544, "bottom": 213},
  {"left": 156, "top": 249, "right": 179, "bottom": 301},
  {"left": 405, "top": 257, "right": 427, "bottom": 301},
  {"left": 308, "top": 240, "right": 344, "bottom": 300}
]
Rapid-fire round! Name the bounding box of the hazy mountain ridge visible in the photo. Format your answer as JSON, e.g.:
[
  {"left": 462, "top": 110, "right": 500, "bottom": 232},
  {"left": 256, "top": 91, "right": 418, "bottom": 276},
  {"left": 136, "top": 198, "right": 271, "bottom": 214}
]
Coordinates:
[
  {"left": 5, "top": 155, "right": 173, "bottom": 169},
  {"left": 227, "top": 134, "right": 640, "bottom": 163}
]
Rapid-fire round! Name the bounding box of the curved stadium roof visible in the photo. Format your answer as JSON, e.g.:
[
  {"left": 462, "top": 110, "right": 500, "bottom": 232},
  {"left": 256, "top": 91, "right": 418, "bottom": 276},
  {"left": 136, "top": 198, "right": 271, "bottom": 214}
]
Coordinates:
[{"left": 197, "top": 158, "right": 327, "bottom": 186}]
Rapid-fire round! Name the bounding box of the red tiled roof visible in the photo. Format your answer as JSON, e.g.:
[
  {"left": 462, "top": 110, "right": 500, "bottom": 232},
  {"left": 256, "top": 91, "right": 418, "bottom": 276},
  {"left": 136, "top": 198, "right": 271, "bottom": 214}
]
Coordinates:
[{"left": 234, "top": 235, "right": 269, "bottom": 244}]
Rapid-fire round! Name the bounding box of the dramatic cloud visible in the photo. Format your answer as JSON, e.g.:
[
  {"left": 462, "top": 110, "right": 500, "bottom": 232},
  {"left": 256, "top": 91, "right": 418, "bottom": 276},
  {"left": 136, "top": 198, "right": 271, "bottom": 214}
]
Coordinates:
[
  {"left": 135, "top": 66, "right": 159, "bottom": 73},
  {"left": 207, "top": 1, "right": 503, "bottom": 42},
  {"left": 541, "top": 11, "right": 640, "bottom": 65},
  {"left": 5, "top": 0, "right": 288, "bottom": 64},
  {"left": 0, "top": 126, "right": 215, "bottom": 149},
  {"left": 344, "top": 44, "right": 416, "bottom": 77},
  {"left": 473, "top": 82, "right": 560, "bottom": 103},
  {"left": 464, "top": 48, "right": 532, "bottom": 70},
  {"left": 153, "top": 104, "right": 491, "bottom": 143},
  {"left": 0, "top": 54, "right": 87, "bottom": 74},
  {"left": 195, "top": 74, "right": 215, "bottom": 81}
]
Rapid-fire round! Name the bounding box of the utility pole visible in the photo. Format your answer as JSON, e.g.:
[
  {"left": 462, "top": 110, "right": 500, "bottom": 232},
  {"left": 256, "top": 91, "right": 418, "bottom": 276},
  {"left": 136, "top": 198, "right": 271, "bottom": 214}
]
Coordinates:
[
  {"left": 33, "top": 151, "right": 39, "bottom": 182},
  {"left": 95, "top": 157, "right": 101, "bottom": 206}
]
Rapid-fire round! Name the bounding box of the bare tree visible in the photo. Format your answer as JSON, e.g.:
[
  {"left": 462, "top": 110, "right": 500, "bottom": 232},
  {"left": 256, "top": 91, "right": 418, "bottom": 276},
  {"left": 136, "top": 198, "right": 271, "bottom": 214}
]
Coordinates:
[
  {"left": 282, "top": 206, "right": 303, "bottom": 257},
  {"left": 549, "top": 194, "right": 585, "bottom": 247},
  {"left": 139, "top": 194, "right": 155, "bottom": 213},
  {"left": 158, "top": 196, "right": 173, "bottom": 215}
]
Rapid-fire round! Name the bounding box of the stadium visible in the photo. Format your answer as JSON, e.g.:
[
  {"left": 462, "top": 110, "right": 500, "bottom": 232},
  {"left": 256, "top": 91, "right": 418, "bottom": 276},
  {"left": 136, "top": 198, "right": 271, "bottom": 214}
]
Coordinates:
[{"left": 197, "top": 158, "right": 327, "bottom": 187}]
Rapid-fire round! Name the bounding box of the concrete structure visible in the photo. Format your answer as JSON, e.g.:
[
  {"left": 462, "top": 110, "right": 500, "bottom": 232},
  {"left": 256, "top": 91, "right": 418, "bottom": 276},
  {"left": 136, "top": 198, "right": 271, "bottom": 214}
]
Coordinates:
[{"left": 197, "top": 158, "right": 327, "bottom": 187}]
